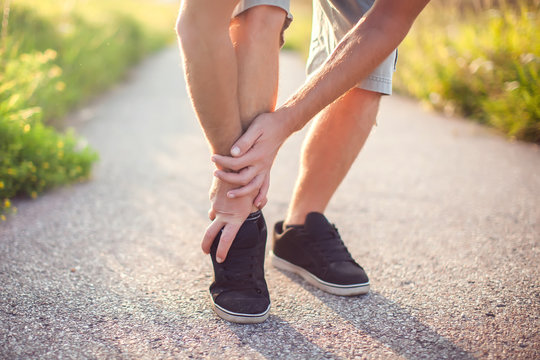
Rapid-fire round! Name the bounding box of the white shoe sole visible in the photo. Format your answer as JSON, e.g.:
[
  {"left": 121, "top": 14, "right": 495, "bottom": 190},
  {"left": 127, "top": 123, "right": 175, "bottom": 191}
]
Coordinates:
[
  {"left": 270, "top": 251, "right": 370, "bottom": 296},
  {"left": 210, "top": 293, "right": 270, "bottom": 324}
]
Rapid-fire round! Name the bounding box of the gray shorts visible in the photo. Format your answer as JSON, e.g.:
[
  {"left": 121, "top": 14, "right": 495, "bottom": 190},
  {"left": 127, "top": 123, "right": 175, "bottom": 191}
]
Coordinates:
[
  {"left": 235, "top": 0, "right": 396, "bottom": 95},
  {"left": 307, "top": 0, "right": 397, "bottom": 95},
  {"left": 234, "top": 0, "right": 291, "bottom": 17}
]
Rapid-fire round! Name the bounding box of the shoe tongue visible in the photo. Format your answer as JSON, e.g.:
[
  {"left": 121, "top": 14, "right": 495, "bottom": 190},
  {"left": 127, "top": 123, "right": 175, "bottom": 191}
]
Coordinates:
[
  {"left": 304, "top": 212, "right": 332, "bottom": 235},
  {"left": 231, "top": 220, "right": 259, "bottom": 249}
]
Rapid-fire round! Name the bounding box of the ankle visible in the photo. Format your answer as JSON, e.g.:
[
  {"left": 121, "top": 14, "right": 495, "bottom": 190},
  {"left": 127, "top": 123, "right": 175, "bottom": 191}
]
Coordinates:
[
  {"left": 285, "top": 208, "right": 327, "bottom": 228},
  {"left": 284, "top": 213, "right": 307, "bottom": 228}
]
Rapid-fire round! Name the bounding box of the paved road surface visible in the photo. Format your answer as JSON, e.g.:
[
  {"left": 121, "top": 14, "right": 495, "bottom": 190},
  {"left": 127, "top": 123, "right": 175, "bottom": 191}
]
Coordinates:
[{"left": 1, "top": 47, "right": 539, "bottom": 359}]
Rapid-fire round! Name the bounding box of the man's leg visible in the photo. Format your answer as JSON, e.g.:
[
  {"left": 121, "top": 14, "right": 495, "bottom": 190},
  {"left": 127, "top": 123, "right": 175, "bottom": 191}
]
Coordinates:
[
  {"left": 177, "top": 2, "right": 287, "bottom": 323},
  {"left": 231, "top": 6, "right": 283, "bottom": 129},
  {"left": 270, "top": 88, "right": 379, "bottom": 296},
  {"left": 177, "top": 0, "right": 243, "bottom": 155},
  {"left": 177, "top": 2, "right": 284, "bottom": 151},
  {"left": 285, "top": 88, "right": 381, "bottom": 226},
  {"left": 177, "top": 1, "right": 285, "bottom": 261},
  {"left": 178, "top": 0, "right": 254, "bottom": 259},
  {"left": 221, "top": 5, "right": 285, "bottom": 211},
  {"left": 207, "top": 5, "right": 286, "bottom": 324}
]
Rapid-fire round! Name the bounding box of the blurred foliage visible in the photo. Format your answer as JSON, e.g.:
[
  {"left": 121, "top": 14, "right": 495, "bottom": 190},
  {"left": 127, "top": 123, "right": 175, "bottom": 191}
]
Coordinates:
[
  {"left": 283, "top": 0, "right": 312, "bottom": 59},
  {"left": 284, "top": 0, "right": 539, "bottom": 143},
  {"left": 0, "top": 0, "right": 178, "bottom": 217},
  {"left": 394, "top": 0, "right": 539, "bottom": 142}
]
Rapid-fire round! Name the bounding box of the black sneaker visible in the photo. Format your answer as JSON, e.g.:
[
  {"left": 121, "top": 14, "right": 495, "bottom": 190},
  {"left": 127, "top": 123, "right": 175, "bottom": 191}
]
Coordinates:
[
  {"left": 209, "top": 211, "right": 270, "bottom": 323},
  {"left": 270, "top": 212, "right": 369, "bottom": 296}
]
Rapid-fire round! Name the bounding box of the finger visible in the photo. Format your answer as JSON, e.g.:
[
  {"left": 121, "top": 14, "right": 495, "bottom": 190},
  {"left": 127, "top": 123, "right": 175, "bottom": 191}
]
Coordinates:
[
  {"left": 254, "top": 175, "right": 270, "bottom": 208},
  {"left": 227, "top": 174, "right": 265, "bottom": 199},
  {"left": 254, "top": 194, "right": 267, "bottom": 209},
  {"left": 201, "top": 220, "right": 223, "bottom": 255},
  {"left": 216, "top": 222, "right": 242, "bottom": 262},
  {"left": 231, "top": 122, "right": 262, "bottom": 157},
  {"left": 214, "top": 167, "right": 256, "bottom": 186},
  {"left": 212, "top": 154, "right": 253, "bottom": 172}
]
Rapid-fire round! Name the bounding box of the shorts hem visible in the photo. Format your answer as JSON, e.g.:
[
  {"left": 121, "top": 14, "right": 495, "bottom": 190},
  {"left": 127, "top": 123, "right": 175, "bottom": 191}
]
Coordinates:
[
  {"left": 357, "top": 75, "right": 393, "bottom": 95},
  {"left": 233, "top": 0, "right": 292, "bottom": 20}
]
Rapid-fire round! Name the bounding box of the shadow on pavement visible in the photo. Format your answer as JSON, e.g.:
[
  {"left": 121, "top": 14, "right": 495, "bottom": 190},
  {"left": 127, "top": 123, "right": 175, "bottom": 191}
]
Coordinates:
[
  {"left": 227, "top": 314, "right": 341, "bottom": 360},
  {"left": 278, "top": 270, "right": 474, "bottom": 360}
]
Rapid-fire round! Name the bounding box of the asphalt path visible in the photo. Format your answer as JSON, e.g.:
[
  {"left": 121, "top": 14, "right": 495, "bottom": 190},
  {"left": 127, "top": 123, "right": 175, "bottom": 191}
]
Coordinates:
[{"left": 1, "top": 47, "right": 539, "bottom": 359}]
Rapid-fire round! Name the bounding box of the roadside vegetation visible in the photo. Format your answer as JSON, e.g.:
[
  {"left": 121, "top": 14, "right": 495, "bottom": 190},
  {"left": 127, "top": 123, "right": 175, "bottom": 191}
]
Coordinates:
[
  {"left": 394, "top": 0, "right": 539, "bottom": 143},
  {"left": 282, "top": 0, "right": 313, "bottom": 59},
  {"left": 0, "top": 0, "right": 178, "bottom": 218},
  {"left": 283, "top": 0, "right": 539, "bottom": 143}
]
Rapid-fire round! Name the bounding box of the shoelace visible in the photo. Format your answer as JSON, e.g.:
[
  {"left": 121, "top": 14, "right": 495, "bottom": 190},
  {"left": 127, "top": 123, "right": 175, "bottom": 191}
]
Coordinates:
[
  {"left": 311, "top": 225, "right": 356, "bottom": 263},
  {"left": 217, "top": 243, "right": 264, "bottom": 293}
]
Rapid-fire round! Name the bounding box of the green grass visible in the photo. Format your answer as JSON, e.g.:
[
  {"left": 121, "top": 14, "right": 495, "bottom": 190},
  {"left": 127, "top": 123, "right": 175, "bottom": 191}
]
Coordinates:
[
  {"left": 3, "top": 0, "right": 178, "bottom": 126},
  {"left": 394, "top": 1, "right": 539, "bottom": 142},
  {"left": 0, "top": 0, "right": 178, "bottom": 217},
  {"left": 283, "top": 0, "right": 539, "bottom": 143}
]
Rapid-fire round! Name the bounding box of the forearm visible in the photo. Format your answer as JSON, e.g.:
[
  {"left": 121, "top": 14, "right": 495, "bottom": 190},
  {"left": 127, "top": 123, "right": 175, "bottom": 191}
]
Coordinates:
[{"left": 279, "top": 0, "right": 430, "bottom": 133}]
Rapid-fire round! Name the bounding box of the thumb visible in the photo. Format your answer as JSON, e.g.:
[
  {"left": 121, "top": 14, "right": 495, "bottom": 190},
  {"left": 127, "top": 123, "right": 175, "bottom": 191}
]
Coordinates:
[{"left": 231, "top": 122, "right": 261, "bottom": 157}]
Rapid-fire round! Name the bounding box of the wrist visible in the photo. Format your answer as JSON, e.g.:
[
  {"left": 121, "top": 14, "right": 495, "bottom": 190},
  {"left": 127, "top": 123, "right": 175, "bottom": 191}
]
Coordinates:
[{"left": 276, "top": 105, "right": 301, "bottom": 136}]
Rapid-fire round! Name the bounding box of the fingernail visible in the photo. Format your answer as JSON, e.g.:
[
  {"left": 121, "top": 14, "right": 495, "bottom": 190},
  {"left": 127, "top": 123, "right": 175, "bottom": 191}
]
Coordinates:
[
  {"left": 256, "top": 202, "right": 262, "bottom": 208},
  {"left": 216, "top": 256, "right": 223, "bottom": 263},
  {"left": 211, "top": 156, "right": 217, "bottom": 162},
  {"left": 231, "top": 146, "right": 240, "bottom": 156},
  {"left": 227, "top": 192, "right": 235, "bottom": 198}
]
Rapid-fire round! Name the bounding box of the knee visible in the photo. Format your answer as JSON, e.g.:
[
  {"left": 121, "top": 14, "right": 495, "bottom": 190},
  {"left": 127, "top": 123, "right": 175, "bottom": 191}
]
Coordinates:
[
  {"left": 242, "top": 6, "right": 286, "bottom": 30},
  {"left": 234, "top": 6, "right": 286, "bottom": 43},
  {"left": 348, "top": 88, "right": 382, "bottom": 105},
  {"left": 176, "top": 8, "right": 196, "bottom": 46},
  {"left": 176, "top": 1, "right": 235, "bottom": 44},
  {"left": 345, "top": 88, "right": 382, "bottom": 123}
]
